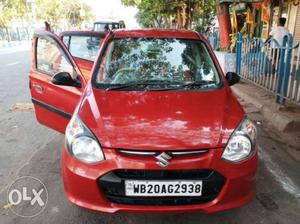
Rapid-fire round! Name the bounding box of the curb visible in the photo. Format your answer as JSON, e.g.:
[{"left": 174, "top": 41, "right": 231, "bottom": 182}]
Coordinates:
[{"left": 231, "top": 86, "right": 300, "bottom": 133}]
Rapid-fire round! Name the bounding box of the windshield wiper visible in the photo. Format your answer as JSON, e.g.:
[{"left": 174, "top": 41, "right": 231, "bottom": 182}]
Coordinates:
[
  {"left": 150, "top": 80, "right": 217, "bottom": 91},
  {"left": 179, "top": 80, "right": 216, "bottom": 88},
  {"left": 105, "top": 80, "right": 183, "bottom": 91},
  {"left": 105, "top": 82, "right": 146, "bottom": 91},
  {"left": 105, "top": 80, "right": 216, "bottom": 91}
]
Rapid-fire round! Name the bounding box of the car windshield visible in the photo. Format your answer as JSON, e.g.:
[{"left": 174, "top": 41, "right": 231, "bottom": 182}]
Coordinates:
[{"left": 94, "top": 38, "right": 221, "bottom": 90}]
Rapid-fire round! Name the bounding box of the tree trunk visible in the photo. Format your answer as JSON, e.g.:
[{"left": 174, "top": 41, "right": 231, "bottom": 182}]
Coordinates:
[
  {"left": 176, "top": 7, "right": 183, "bottom": 29},
  {"left": 182, "top": 3, "right": 187, "bottom": 29},
  {"left": 216, "top": 2, "right": 232, "bottom": 50}
]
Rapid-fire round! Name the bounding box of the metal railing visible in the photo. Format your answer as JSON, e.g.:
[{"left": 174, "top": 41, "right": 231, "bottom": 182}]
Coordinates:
[
  {"left": 0, "top": 27, "right": 33, "bottom": 47},
  {"left": 236, "top": 33, "right": 300, "bottom": 106}
]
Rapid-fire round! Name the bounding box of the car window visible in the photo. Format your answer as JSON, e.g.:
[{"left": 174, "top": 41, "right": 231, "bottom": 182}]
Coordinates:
[
  {"left": 36, "top": 37, "right": 73, "bottom": 77},
  {"left": 62, "top": 35, "right": 70, "bottom": 47},
  {"left": 95, "top": 38, "right": 221, "bottom": 89},
  {"left": 67, "top": 35, "right": 101, "bottom": 61},
  {"left": 94, "top": 24, "right": 106, "bottom": 31}
]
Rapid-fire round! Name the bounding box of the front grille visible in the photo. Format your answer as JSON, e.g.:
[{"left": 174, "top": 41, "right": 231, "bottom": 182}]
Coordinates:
[
  {"left": 118, "top": 149, "right": 208, "bottom": 156},
  {"left": 114, "top": 169, "right": 214, "bottom": 179},
  {"left": 98, "top": 169, "right": 225, "bottom": 206}
]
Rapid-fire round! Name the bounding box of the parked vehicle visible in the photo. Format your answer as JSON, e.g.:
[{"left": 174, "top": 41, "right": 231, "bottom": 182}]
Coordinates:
[
  {"left": 93, "top": 20, "right": 125, "bottom": 31},
  {"left": 29, "top": 29, "right": 257, "bottom": 214}
]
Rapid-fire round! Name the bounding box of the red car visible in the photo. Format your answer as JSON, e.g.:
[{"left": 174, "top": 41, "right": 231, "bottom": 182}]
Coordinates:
[{"left": 29, "top": 29, "right": 257, "bottom": 214}]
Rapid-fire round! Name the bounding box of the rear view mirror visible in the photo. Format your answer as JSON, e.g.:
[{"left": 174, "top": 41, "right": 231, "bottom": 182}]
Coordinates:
[
  {"left": 52, "top": 72, "right": 81, "bottom": 88},
  {"left": 226, "top": 72, "right": 240, "bottom": 86}
]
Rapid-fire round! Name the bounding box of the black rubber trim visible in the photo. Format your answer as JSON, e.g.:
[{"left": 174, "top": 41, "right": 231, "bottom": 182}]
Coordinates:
[{"left": 32, "top": 98, "right": 72, "bottom": 119}]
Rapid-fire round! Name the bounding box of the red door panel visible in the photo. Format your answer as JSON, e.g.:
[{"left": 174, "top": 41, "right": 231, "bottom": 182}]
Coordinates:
[
  {"left": 29, "top": 30, "right": 86, "bottom": 133},
  {"left": 73, "top": 57, "right": 93, "bottom": 80}
]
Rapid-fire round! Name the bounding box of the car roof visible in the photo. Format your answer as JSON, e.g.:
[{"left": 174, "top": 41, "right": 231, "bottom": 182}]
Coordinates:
[
  {"left": 111, "top": 29, "right": 202, "bottom": 40},
  {"left": 94, "top": 20, "right": 119, "bottom": 24},
  {"left": 59, "top": 30, "right": 106, "bottom": 38}
]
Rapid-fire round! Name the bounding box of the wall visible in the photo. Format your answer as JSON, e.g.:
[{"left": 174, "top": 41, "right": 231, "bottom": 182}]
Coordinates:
[
  {"left": 294, "top": 4, "right": 300, "bottom": 44},
  {"left": 287, "top": 4, "right": 298, "bottom": 36}
]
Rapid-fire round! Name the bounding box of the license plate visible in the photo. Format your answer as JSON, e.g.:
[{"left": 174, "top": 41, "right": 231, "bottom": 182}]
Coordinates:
[{"left": 125, "top": 180, "right": 202, "bottom": 196}]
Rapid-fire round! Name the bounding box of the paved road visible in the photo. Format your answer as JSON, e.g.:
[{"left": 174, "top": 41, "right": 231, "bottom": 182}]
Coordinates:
[
  {"left": 0, "top": 46, "right": 56, "bottom": 192},
  {"left": 0, "top": 49, "right": 299, "bottom": 224}
]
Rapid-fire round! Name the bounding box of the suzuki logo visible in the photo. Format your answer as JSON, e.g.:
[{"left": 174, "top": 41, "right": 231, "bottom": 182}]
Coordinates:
[{"left": 155, "top": 152, "right": 172, "bottom": 167}]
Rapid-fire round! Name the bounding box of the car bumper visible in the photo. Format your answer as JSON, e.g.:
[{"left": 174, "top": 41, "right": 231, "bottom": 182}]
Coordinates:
[{"left": 61, "top": 146, "right": 257, "bottom": 214}]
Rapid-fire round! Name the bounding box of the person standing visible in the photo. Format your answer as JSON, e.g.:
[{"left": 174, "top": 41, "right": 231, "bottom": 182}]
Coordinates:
[
  {"left": 268, "top": 17, "right": 290, "bottom": 45},
  {"left": 265, "top": 18, "right": 290, "bottom": 75}
]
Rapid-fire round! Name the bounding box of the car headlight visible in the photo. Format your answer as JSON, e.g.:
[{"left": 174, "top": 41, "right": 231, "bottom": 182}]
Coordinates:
[
  {"left": 65, "top": 115, "right": 104, "bottom": 163},
  {"left": 222, "top": 117, "right": 257, "bottom": 162}
]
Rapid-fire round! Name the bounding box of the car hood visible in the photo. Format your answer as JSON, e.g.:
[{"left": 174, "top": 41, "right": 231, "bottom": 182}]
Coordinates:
[{"left": 78, "top": 85, "right": 244, "bottom": 150}]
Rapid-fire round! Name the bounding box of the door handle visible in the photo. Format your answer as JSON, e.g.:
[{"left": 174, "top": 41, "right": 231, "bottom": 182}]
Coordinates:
[{"left": 33, "top": 84, "right": 44, "bottom": 93}]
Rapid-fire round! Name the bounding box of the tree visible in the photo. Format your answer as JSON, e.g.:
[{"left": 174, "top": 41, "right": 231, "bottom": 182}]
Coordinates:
[
  {"left": 63, "top": 0, "right": 94, "bottom": 29},
  {"left": 122, "top": 0, "right": 175, "bottom": 28},
  {"left": 1, "top": 0, "right": 94, "bottom": 29},
  {"left": 135, "top": 10, "right": 156, "bottom": 28},
  {"left": 0, "top": 0, "right": 30, "bottom": 27},
  {"left": 0, "top": 2, "right": 8, "bottom": 27},
  {"left": 35, "top": 0, "right": 66, "bottom": 29},
  {"left": 193, "top": 0, "right": 216, "bottom": 33},
  {"left": 121, "top": 0, "right": 216, "bottom": 30},
  {"left": 1, "top": 0, "right": 29, "bottom": 19}
]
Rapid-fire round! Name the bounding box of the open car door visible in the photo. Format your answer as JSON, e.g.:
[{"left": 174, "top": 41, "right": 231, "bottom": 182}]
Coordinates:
[
  {"left": 29, "top": 30, "right": 86, "bottom": 133},
  {"left": 60, "top": 31, "right": 106, "bottom": 80}
]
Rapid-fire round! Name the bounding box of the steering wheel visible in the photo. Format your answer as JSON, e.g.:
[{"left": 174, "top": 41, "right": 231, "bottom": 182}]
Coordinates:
[{"left": 111, "top": 67, "right": 137, "bottom": 84}]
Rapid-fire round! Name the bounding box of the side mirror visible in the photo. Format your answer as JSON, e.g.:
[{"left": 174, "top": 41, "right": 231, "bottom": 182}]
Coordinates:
[
  {"left": 52, "top": 72, "right": 81, "bottom": 88},
  {"left": 226, "top": 72, "right": 240, "bottom": 86}
]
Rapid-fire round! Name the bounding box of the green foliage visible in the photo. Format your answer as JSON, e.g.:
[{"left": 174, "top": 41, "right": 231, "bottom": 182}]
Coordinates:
[
  {"left": 122, "top": 0, "right": 216, "bottom": 30},
  {"left": 0, "top": 3, "right": 7, "bottom": 27},
  {"left": 194, "top": 0, "right": 216, "bottom": 33},
  {"left": 122, "top": 0, "right": 176, "bottom": 28},
  {"left": 0, "top": 0, "right": 29, "bottom": 27},
  {"left": 2, "top": 0, "right": 29, "bottom": 19},
  {"left": 36, "top": 0, "right": 93, "bottom": 29},
  {"left": 63, "top": 0, "right": 94, "bottom": 29},
  {"left": 36, "top": 0, "right": 63, "bottom": 28},
  {"left": 0, "top": 0, "right": 94, "bottom": 28},
  {"left": 136, "top": 10, "right": 155, "bottom": 28}
]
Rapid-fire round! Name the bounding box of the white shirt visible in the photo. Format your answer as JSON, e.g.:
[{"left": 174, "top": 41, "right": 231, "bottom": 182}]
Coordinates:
[{"left": 270, "top": 26, "right": 290, "bottom": 45}]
